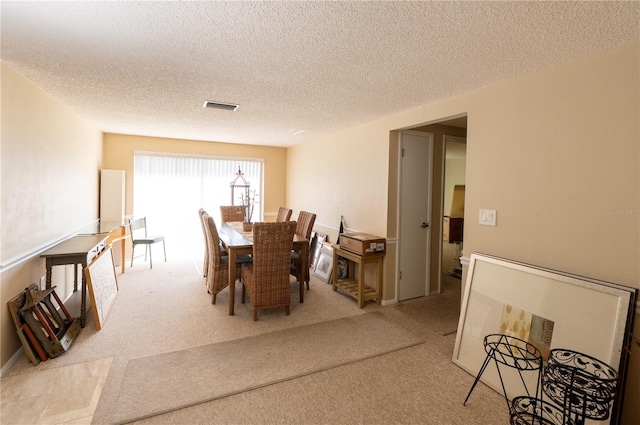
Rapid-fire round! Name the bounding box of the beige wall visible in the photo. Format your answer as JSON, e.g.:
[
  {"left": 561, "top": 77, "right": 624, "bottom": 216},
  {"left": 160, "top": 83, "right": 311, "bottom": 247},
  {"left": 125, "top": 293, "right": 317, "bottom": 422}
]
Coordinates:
[
  {"left": 287, "top": 121, "right": 391, "bottom": 240},
  {"left": 102, "top": 134, "right": 287, "bottom": 220},
  {"left": 1, "top": 62, "right": 103, "bottom": 367},
  {"left": 288, "top": 40, "right": 639, "bottom": 299},
  {"left": 287, "top": 41, "right": 639, "bottom": 421}
]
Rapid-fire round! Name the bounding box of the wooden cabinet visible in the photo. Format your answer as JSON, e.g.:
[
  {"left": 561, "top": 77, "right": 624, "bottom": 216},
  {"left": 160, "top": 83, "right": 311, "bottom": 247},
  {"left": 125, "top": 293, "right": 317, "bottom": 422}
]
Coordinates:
[{"left": 443, "top": 216, "right": 464, "bottom": 243}]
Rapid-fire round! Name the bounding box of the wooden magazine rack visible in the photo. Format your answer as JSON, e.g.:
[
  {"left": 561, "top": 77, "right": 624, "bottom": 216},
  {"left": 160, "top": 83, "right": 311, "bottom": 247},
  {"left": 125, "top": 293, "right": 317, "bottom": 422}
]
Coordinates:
[{"left": 7, "top": 284, "right": 81, "bottom": 364}]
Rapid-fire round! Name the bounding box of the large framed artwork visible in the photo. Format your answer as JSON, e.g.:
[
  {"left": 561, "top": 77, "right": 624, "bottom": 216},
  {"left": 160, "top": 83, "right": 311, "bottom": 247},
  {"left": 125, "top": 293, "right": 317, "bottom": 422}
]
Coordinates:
[
  {"left": 452, "top": 253, "right": 637, "bottom": 425},
  {"left": 84, "top": 246, "right": 119, "bottom": 330}
]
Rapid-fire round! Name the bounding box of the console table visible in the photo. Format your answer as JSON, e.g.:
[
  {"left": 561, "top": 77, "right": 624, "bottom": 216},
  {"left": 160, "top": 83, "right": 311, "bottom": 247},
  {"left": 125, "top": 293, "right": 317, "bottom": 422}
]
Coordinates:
[
  {"left": 331, "top": 244, "right": 384, "bottom": 308},
  {"left": 79, "top": 221, "right": 129, "bottom": 273},
  {"left": 40, "top": 235, "right": 107, "bottom": 327}
]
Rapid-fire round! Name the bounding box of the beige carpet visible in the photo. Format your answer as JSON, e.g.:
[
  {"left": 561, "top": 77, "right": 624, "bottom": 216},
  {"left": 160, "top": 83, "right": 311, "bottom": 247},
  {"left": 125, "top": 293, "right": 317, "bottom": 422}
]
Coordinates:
[
  {"left": 394, "top": 291, "right": 461, "bottom": 336},
  {"left": 4, "top": 256, "right": 507, "bottom": 425},
  {"left": 111, "top": 311, "right": 423, "bottom": 424}
]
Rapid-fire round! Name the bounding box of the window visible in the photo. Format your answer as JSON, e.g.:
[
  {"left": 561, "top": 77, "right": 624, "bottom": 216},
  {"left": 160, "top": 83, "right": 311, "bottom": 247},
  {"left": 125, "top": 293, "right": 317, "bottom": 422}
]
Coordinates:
[{"left": 133, "top": 152, "right": 263, "bottom": 259}]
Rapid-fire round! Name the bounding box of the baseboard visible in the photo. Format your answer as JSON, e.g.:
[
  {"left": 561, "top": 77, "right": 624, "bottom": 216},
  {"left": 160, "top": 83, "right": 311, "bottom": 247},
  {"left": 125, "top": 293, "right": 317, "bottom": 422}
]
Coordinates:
[{"left": 0, "top": 347, "right": 24, "bottom": 377}]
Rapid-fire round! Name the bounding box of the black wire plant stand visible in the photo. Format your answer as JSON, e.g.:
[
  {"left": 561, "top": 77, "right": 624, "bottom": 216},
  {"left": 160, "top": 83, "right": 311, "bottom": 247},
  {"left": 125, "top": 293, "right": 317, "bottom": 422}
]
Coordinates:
[
  {"left": 463, "top": 335, "right": 620, "bottom": 425},
  {"left": 464, "top": 334, "right": 544, "bottom": 412},
  {"left": 539, "top": 349, "right": 618, "bottom": 425}
]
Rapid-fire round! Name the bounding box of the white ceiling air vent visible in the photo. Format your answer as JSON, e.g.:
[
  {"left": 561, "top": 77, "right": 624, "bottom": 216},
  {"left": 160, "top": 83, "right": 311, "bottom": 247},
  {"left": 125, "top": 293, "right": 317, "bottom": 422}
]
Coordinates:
[{"left": 203, "top": 101, "right": 239, "bottom": 111}]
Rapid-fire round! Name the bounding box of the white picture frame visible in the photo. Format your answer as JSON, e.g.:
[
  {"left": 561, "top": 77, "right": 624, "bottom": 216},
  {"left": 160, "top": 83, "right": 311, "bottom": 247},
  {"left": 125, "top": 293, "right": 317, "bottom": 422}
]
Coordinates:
[
  {"left": 313, "top": 243, "right": 334, "bottom": 283},
  {"left": 309, "top": 231, "right": 327, "bottom": 269},
  {"left": 84, "top": 246, "right": 119, "bottom": 330},
  {"left": 452, "top": 253, "right": 636, "bottom": 425}
]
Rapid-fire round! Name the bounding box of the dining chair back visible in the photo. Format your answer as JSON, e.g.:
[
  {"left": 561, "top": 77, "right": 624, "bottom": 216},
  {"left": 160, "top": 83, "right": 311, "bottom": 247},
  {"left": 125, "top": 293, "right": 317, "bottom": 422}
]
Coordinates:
[
  {"left": 276, "top": 207, "right": 293, "bottom": 222},
  {"left": 241, "top": 221, "right": 296, "bottom": 320},
  {"left": 198, "top": 208, "right": 208, "bottom": 277},
  {"left": 204, "top": 215, "right": 249, "bottom": 304},
  {"left": 204, "top": 214, "right": 229, "bottom": 302},
  {"left": 129, "top": 217, "right": 166, "bottom": 269},
  {"left": 291, "top": 211, "right": 316, "bottom": 289},
  {"left": 220, "top": 205, "right": 245, "bottom": 223},
  {"left": 294, "top": 211, "right": 316, "bottom": 240}
]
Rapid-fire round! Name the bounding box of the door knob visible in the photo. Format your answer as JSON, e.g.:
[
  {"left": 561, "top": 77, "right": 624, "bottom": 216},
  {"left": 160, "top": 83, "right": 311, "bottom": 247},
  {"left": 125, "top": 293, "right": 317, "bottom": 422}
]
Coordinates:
[{"left": 420, "top": 222, "right": 429, "bottom": 228}]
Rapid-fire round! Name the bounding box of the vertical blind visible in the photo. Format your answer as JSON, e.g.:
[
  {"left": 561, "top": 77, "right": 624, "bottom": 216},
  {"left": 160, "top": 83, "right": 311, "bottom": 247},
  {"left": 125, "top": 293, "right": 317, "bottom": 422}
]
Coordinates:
[{"left": 133, "top": 152, "right": 263, "bottom": 259}]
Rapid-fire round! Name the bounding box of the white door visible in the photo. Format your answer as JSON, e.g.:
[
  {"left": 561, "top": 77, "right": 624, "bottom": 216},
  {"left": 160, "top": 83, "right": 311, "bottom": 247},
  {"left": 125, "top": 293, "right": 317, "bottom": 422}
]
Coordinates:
[{"left": 398, "top": 131, "right": 433, "bottom": 301}]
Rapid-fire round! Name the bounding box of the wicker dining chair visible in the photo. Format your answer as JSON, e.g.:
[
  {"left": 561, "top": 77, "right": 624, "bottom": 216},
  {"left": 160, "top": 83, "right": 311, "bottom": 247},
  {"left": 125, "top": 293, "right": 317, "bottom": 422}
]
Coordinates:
[
  {"left": 241, "top": 221, "right": 296, "bottom": 321},
  {"left": 204, "top": 215, "right": 250, "bottom": 304},
  {"left": 198, "top": 208, "right": 209, "bottom": 277},
  {"left": 220, "top": 205, "right": 245, "bottom": 223},
  {"left": 276, "top": 207, "right": 293, "bottom": 222},
  {"left": 290, "top": 211, "right": 316, "bottom": 290},
  {"left": 199, "top": 209, "right": 228, "bottom": 278}
]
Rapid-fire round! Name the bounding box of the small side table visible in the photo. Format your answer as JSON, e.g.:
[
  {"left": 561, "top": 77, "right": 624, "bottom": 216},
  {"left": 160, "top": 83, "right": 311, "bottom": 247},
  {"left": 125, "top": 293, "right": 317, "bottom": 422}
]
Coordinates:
[{"left": 331, "top": 244, "right": 384, "bottom": 308}]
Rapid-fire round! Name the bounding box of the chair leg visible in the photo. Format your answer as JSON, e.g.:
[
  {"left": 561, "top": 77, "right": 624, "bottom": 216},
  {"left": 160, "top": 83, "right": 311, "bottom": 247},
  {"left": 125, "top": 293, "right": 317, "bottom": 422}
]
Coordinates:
[
  {"left": 149, "top": 245, "right": 153, "bottom": 269},
  {"left": 212, "top": 293, "right": 217, "bottom": 305},
  {"left": 285, "top": 305, "right": 290, "bottom": 316},
  {"left": 130, "top": 245, "right": 135, "bottom": 267},
  {"left": 253, "top": 309, "right": 258, "bottom": 321},
  {"left": 162, "top": 241, "right": 167, "bottom": 262}
]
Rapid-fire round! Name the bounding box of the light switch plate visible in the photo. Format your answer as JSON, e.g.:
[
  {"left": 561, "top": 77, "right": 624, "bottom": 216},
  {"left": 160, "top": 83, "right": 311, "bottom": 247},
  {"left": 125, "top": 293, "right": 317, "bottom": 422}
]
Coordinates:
[{"left": 479, "top": 209, "right": 497, "bottom": 226}]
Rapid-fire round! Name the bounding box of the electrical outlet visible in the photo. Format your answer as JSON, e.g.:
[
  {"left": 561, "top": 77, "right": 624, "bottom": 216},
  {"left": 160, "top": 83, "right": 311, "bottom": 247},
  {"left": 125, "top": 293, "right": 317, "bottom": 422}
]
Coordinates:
[{"left": 479, "top": 209, "right": 497, "bottom": 226}]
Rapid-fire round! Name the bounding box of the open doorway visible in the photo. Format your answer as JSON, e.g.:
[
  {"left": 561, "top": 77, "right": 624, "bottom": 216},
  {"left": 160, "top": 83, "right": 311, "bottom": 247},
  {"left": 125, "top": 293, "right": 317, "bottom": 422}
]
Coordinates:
[
  {"left": 399, "top": 117, "right": 467, "bottom": 297},
  {"left": 390, "top": 115, "right": 467, "bottom": 337},
  {"left": 441, "top": 135, "right": 467, "bottom": 296}
]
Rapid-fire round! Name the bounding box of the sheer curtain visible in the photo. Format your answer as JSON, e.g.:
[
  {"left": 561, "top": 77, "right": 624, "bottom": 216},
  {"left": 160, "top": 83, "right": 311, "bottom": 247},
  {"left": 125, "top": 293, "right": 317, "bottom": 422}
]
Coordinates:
[{"left": 133, "top": 152, "right": 263, "bottom": 260}]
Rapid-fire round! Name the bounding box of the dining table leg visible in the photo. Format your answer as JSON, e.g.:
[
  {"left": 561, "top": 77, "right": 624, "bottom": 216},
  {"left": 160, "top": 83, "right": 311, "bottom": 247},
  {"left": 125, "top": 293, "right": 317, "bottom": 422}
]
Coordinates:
[
  {"left": 228, "top": 248, "right": 237, "bottom": 315},
  {"left": 299, "top": 243, "right": 308, "bottom": 303}
]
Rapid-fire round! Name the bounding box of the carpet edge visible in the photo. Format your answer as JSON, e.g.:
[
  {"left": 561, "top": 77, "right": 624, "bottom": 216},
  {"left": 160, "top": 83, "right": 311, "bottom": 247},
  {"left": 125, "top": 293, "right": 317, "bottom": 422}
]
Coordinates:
[{"left": 113, "top": 338, "right": 424, "bottom": 424}]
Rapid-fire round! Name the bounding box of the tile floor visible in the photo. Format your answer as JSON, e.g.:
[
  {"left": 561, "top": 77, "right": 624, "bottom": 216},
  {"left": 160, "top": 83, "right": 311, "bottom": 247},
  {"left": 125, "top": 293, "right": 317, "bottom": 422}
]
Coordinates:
[{"left": 0, "top": 358, "right": 112, "bottom": 425}]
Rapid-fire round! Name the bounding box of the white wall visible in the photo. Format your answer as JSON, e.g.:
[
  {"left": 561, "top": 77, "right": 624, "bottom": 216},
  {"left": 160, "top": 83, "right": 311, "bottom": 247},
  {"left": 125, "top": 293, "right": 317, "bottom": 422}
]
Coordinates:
[{"left": 1, "top": 61, "right": 103, "bottom": 368}]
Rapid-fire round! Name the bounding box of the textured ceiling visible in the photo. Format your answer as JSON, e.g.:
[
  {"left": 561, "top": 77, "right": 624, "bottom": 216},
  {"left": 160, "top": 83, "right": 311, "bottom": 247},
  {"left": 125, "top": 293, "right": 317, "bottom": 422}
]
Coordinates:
[{"left": 1, "top": 1, "right": 638, "bottom": 147}]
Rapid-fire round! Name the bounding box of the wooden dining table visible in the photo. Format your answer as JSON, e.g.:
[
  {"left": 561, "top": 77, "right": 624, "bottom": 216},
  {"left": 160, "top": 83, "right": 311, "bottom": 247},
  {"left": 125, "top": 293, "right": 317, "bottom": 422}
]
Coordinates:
[{"left": 217, "top": 222, "right": 309, "bottom": 315}]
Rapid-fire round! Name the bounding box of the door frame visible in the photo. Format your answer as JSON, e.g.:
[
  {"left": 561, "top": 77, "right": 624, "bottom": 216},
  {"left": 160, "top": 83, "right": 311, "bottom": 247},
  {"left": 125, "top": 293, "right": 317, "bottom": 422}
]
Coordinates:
[{"left": 396, "top": 130, "right": 434, "bottom": 302}]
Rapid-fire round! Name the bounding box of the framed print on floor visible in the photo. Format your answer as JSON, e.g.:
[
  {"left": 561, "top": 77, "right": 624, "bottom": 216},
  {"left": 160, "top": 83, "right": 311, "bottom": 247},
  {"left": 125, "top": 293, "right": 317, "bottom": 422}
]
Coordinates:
[
  {"left": 309, "top": 232, "right": 327, "bottom": 269},
  {"left": 452, "top": 253, "right": 637, "bottom": 425},
  {"left": 84, "top": 246, "right": 119, "bottom": 330},
  {"left": 313, "top": 243, "right": 333, "bottom": 283}
]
